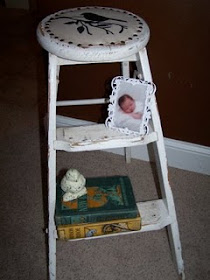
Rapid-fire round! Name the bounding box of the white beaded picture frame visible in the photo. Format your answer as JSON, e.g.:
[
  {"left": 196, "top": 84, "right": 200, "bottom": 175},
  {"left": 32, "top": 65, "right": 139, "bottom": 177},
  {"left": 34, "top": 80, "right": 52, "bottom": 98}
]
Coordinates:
[{"left": 105, "top": 76, "right": 156, "bottom": 136}]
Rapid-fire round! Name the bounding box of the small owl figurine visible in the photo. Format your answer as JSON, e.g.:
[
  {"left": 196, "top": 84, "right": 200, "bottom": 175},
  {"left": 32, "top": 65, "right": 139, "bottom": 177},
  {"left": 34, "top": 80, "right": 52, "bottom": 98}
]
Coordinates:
[{"left": 61, "top": 169, "right": 87, "bottom": 202}]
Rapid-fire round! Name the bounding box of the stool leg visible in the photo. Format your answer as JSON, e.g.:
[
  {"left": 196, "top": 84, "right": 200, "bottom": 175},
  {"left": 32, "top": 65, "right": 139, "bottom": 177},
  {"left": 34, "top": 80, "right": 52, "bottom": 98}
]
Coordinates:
[
  {"left": 48, "top": 54, "right": 58, "bottom": 280},
  {"left": 151, "top": 99, "right": 185, "bottom": 279},
  {"left": 138, "top": 48, "right": 185, "bottom": 279},
  {"left": 121, "top": 61, "right": 131, "bottom": 163}
]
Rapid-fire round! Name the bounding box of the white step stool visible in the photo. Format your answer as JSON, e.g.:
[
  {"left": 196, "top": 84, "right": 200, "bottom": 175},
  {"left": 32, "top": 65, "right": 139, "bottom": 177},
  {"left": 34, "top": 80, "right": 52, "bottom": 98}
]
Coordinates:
[{"left": 37, "top": 6, "right": 185, "bottom": 280}]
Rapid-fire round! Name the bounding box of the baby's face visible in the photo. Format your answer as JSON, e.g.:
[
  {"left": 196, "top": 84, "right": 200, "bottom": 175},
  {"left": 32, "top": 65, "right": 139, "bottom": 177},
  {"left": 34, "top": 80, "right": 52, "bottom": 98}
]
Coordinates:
[{"left": 121, "top": 97, "right": 135, "bottom": 113}]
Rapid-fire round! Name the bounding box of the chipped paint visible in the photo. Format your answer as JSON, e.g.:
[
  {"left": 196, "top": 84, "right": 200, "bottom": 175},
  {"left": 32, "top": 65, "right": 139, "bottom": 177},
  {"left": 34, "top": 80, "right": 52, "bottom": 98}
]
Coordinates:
[
  {"left": 42, "top": 10, "right": 184, "bottom": 279},
  {"left": 38, "top": 23, "right": 45, "bottom": 37}
]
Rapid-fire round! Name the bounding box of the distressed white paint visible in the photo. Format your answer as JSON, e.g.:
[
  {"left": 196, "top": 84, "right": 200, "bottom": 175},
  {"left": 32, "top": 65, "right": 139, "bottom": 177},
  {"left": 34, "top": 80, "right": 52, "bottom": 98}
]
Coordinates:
[
  {"left": 55, "top": 124, "right": 158, "bottom": 152},
  {"left": 56, "top": 98, "right": 108, "bottom": 106},
  {"left": 37, "top": 7, "right": 150, "bottom": 62},
  {"left": 139, "top": 48, "right": 185, "bottom": 279},
  {"left": 48, "top": 54, "right": 58, "bottom": 280},
  {"left": 56, "top": 115, "right": 210, "bottom": 175},
  {"left": 38, "top": 7, "right": 185, "bottom": 280},
  {"left": 57, "top": 54, "right": 139, "bottom": 65},
  {"left": 50, "top": 61, "right": 184, "bottom": 279},
  {"left": 121, "top": 61, "right": 132, "bottom": 163}
]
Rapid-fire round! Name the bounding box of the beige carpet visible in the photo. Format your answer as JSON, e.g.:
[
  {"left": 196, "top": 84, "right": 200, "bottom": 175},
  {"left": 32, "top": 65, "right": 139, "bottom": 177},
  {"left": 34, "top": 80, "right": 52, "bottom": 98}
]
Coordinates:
[{"left": 0, "top": 8, "right": 210, "bottom": 280}]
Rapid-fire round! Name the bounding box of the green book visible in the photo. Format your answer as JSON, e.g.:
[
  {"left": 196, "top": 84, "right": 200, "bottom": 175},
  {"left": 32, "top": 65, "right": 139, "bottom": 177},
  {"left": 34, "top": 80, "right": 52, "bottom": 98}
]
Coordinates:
[{"left": 55, "top": 176, "right": 139, "bottom": 225}]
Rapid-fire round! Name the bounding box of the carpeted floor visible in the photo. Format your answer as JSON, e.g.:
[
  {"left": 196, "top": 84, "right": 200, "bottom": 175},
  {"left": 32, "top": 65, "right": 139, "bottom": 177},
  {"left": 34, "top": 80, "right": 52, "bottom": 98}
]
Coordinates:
[{"left": 0, "top": 8, "right": 210, "bottom": 280}]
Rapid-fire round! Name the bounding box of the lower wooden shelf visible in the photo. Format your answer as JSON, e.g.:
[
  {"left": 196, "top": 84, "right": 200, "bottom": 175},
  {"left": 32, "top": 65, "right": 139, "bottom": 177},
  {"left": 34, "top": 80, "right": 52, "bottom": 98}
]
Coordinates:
[
  {"left": 56, "top": 199, "right": 172, "bottom": 242},
  {"left": 55, "top": 124, "right": 158, "bottom": 152},
  {"left": 138, "top": 199, "right": 172, "bottom": 232}
]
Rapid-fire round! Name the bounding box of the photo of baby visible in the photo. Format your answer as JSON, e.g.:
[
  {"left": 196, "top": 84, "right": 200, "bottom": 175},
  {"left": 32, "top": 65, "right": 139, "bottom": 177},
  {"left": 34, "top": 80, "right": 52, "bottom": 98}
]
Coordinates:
[
  {"left": 106, "top": 76, "right": 155, "bottom": 135},
  {"left": 114, "top": 85, "right": 147, "bottom": 132},
  {"left": 118, "top": 94, "right": 143, "bottom": 120}
]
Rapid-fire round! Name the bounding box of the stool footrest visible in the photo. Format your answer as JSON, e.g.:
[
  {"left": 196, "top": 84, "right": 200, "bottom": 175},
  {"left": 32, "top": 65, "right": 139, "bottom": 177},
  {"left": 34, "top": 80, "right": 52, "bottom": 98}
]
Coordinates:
[
  {"left": 55, "top": 124, "right": 157, "bottom": 152},
  {"left": 56, "top": 98, "right": 109, "bottom": 107}
]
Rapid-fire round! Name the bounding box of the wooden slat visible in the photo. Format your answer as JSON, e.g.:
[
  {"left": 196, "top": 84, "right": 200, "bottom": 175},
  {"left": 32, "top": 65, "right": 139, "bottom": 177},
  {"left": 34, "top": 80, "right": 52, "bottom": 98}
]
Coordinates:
[
  {"left": 55, "top": 124, "right": 158, "bottom": 152},
  {"left": 57, "top": 54, "right": 138, "bottom": 66}
]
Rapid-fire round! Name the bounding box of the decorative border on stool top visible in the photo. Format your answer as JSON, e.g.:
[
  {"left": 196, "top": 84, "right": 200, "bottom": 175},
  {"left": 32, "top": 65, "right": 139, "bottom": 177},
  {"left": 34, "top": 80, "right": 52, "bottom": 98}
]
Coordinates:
[{"left": 37, "top": 6, "right": 150, "bottom": 61}]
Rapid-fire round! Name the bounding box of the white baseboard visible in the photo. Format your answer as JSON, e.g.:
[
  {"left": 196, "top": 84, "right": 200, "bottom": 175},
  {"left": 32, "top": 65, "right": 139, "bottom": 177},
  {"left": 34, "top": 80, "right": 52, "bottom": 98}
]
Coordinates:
[{"left": 56, "top": 115, "right": 210, "bottom": 175}]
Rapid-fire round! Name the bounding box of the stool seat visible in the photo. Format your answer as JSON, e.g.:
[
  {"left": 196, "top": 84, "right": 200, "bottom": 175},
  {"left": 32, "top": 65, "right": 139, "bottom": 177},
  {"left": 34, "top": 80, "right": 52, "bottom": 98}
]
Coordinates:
[{"left": 37, "top": 6, "right": 150, "bottom": 62}]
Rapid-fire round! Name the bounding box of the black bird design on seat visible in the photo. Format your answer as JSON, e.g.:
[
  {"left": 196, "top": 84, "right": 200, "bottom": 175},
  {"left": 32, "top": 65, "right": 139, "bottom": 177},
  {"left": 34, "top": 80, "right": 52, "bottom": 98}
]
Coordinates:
[
  {"left": 53, "top": 11, "right": 128, "bottom": 35},
  {"left": 81, "top": 12, "right": 127, "bottom": 23}
]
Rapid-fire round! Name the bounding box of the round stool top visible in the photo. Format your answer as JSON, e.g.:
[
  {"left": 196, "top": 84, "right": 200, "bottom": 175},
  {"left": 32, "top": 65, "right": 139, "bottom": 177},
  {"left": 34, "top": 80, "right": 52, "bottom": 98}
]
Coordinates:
[{"left": 37, "top": 6, "right": 150, "bottom": 62}]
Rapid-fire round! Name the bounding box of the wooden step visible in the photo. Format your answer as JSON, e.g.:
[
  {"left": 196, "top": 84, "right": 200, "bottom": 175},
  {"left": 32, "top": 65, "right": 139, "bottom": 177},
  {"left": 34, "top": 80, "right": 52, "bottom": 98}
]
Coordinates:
[{"left": 55, "top": 124, "right": 158, "bottom": 152}]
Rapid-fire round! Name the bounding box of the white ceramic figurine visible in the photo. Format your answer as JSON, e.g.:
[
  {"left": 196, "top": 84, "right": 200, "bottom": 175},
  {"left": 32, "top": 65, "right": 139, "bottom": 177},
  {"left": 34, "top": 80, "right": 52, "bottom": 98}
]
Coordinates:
[{"left": 61, "top": 169, "right": 87, "bottom": 201}]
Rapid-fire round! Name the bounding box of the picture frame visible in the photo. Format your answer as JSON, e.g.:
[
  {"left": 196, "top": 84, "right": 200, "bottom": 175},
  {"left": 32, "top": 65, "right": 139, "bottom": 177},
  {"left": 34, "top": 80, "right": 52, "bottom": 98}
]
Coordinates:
[{"left": 105, "top": 76, "right": 156, "bottom": 136}]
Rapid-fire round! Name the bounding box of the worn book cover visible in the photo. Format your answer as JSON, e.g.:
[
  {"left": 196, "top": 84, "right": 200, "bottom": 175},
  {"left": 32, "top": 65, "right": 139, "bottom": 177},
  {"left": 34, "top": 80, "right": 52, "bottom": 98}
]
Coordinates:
[
  {"left": 55, "top": 176, "right": 139, "bottom": 225},
  {"left": 57, "top": 215, "right": 141, "bottom": 240}
]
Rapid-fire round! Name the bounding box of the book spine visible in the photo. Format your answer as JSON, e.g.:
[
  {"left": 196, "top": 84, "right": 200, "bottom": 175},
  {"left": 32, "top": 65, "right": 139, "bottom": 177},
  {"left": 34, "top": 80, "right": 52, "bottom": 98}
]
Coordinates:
[
  {"left": 55, "top": 209, "right": 138, "bottom": 225},
  {"left": 57, "top": 217, "right": 141, "bottom": 240}
]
